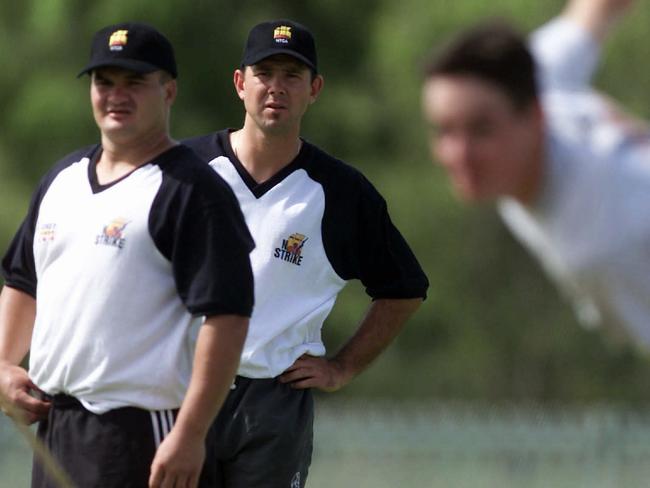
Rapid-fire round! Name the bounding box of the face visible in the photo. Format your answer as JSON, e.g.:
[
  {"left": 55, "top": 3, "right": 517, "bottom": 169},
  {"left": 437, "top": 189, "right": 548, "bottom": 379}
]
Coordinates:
[
  {"left": 234, "top": 55, "right": 323, "bottom": 136},
  {"left": 90, "top": 67, "right": 176, "bottom": 144},
  {"left": 422, "top": 75, "right": 543, "bottom": 203}
]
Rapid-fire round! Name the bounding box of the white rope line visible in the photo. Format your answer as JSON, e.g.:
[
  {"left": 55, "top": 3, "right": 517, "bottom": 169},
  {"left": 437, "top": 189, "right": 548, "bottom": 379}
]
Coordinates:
[{"left": 0, "top": 391, "right": 74, "bottom": 488}]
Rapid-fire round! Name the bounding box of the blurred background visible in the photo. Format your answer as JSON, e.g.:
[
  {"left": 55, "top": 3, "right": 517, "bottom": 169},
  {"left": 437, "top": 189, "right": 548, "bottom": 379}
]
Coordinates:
[{"left": 2, "top": 0, "right": 650, "bottom": 486}]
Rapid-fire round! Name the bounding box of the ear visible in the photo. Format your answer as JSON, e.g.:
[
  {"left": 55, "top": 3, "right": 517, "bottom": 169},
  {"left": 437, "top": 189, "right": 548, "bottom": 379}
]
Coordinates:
[
  {"left": 164, "top": 79, "right": 178, "bottom": 106},
  {"left": 234, "top": 68, "right": 246, "bottom": 101},
  {"left": 309, "top": 74, "right": 324, "bottom": 104},
  {"left": 527, "top": 98, "right": 544, "bottom": 132}
]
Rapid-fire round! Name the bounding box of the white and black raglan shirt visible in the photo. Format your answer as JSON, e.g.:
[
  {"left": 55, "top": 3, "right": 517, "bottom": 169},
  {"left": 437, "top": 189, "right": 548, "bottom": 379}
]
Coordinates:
[
  {"left": 185, "top": 130, "right": 429, "bottom": 378},
  {"left": 1, "top": 144, "right": 255, "bottom": 414}
]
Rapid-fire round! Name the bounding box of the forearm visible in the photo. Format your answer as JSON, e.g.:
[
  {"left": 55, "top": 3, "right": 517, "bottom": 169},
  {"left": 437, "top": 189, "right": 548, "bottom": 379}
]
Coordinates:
[
  {"left": 0, "top": 285, "right": 49, "bottom": 424},
  {"left": 279, "top": 298, "right": 422, "bottom": 392},
  {"left": 562, "top": 0, "right": 634, "bottom": 41},
  {"left": 332, "top": 298, "right": 422, "bottom": 384},
  {"left": 0, "top": 286, "right": 35, "bottom": 365},
  {"left": 172, "top": 314, "right": 248, "bottom": 439}
]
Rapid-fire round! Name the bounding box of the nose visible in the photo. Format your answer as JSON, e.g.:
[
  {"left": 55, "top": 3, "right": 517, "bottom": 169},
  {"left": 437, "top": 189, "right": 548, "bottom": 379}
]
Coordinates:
[
  {"left": 267, "top": 74, "right": 286, "bottom": 95},
  {"left": 107, "top": 84, "right": 130, "bottom": 102},
  {"left": 438, "top": 135, "right": 473, "bottom": 169}
]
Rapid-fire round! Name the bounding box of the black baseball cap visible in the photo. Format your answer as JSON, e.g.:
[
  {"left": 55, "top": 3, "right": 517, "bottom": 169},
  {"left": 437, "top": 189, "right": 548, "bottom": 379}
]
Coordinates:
[
  {"left": 241, "top": 19, "right": 318, "bottom": 73},
  {"left": 78, "top": 22, "right": 177, "bottom": 78}
]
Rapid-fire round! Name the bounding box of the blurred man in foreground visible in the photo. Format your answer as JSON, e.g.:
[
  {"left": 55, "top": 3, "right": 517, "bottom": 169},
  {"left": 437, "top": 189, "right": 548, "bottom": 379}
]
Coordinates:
[{"left": 421, "top": 0, "right": 650, "bottom": 343}]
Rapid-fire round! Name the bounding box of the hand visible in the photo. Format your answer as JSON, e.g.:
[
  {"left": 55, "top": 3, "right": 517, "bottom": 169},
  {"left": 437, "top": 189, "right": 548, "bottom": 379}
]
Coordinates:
[
  {"left": 0, "top": 362, "right": 50, "bottom": 424},
  {"left": 149, "top": 427, "right": 205, "bottom": 488},
  {"left": 279, "top": 354, "right": 349, "bottom": 392}
]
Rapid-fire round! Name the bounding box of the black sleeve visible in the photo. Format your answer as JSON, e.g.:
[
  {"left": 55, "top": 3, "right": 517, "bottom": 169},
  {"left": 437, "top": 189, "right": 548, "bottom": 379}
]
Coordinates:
[
  {"left": 1, "top": 204, "right": 39, "bottom": 297},
  {"left": 151, "top": 155, "right": 255, "bottom": 317},
  {"left": 182, "top": 132, "right": 223, "bottom": 163},
  {"left": 323, "top": 167, "right": 429, "bottom": 300}
]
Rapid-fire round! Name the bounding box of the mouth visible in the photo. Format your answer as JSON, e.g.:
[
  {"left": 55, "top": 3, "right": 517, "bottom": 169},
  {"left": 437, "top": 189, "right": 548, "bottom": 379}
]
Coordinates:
[
  {"left": 265, "top": 102, "right": 286, "bottom": 111},
  {"left": 106, "top": 107, "right": 133, "bottom": 117}
]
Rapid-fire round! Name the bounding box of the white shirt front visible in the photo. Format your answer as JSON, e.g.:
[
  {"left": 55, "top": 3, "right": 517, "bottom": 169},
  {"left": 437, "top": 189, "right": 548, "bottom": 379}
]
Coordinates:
[
  {"left": 184, "top": 131, "right": 429, "bottom": 378},
  {"left": 30, "top": 156, "right": 195, "bottom": 414},
  {"left": 210, "top": 158, "right": 345, "bottom": 377},
  {"left": 2, "top": 145, "right": 254, "bottom": 413}
]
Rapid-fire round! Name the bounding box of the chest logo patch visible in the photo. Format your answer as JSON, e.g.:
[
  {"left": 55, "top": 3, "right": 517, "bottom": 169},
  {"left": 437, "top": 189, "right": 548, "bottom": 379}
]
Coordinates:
[
  {"left": 274, "top": 232, "right": 308, "bottom": 266},
  {"left": 37, "top": 223, "right": 57, "bottom": 243},
  {"left": 95, "top": 217, "right": 130, "bottom": 249}
]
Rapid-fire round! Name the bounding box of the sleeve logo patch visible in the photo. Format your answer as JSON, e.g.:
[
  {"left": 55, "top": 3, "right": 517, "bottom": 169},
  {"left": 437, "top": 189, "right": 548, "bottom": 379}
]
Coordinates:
[{"left": 273, "top": 232, "right": 307, "bottom": 266}]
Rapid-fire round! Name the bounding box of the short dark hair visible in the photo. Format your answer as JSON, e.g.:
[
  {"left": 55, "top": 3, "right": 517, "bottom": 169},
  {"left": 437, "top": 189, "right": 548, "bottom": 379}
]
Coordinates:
[{"left": 423, "top": 20, "right": 538, "bottom": 110}]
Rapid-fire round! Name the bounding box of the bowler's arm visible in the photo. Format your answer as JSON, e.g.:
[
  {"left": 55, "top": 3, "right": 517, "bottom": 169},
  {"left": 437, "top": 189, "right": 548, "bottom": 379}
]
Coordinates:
[
  {"left": 562, "top": 0, "right": 635, "bottom": 41},
  {"left": 280, "top": 298, "right": 423, "bottom": 392},
  {"left": 531, "top": 0, "right": 635, "bottom": 93},
  {"left": 149, "top": 313, "right": 248, "bottom": 488},
  {"left": 0, "top": 286, "right": 50, "bottom": 424}
]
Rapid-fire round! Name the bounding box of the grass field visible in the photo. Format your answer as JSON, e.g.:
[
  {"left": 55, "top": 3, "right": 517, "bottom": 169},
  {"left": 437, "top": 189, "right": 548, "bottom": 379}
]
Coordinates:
[{"left": 2, "top": 401, "right": 650, "bottom": 487}]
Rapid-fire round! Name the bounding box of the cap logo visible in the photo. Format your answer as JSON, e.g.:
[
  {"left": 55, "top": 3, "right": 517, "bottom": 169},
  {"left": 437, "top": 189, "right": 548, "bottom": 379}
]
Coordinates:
[
  {"left": 273, "top": 26, "right": 291, "bottom": 44},
  {"left": 108, "top": 29, "right": 128, "bottom": 51}
]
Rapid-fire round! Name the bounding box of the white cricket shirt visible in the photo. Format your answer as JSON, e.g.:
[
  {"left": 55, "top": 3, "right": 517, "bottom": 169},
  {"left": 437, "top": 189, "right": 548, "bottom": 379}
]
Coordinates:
[
  {"left": 2, "top": 144, "right": 254, "bottom": 413},
  {"left": 185, "top": 131, "right": 429, "bottom": 378}
]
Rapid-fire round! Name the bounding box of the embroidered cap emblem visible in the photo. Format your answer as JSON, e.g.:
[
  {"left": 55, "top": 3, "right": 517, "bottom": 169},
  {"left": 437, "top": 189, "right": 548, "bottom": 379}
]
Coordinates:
[
  {"left": 108, "top": 30, "right": 128, "bottom": 51},
  {"left": 273, "top": 26, "right": 292, "bottom": 44}
]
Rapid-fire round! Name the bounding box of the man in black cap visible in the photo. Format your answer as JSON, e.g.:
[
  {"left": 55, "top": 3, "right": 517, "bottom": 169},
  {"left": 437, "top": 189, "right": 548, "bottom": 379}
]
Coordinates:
[
  {"left": 185, "top": 19, "right": 429, "bottom": 487},
  {"left": 0, "top": 22, "right": 255, "bottom": 488}
]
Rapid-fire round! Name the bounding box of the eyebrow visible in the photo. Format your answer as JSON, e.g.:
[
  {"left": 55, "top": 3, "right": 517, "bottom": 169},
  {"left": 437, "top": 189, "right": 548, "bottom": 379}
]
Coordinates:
[
  {"left": 93, "top": 71, "right": 147, "bottom": 82},
  {"left": 253, "top": 61, "right": 306, "bottom": 72}
]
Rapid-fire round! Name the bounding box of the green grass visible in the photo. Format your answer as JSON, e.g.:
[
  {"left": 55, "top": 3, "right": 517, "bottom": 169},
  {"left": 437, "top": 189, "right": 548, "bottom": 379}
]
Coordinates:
[
  {"left": 4, "top": 402, "right": 650, "bottom": 487},
  {"left": 0, "top": 418, "right": 32, "bottom": 487}
]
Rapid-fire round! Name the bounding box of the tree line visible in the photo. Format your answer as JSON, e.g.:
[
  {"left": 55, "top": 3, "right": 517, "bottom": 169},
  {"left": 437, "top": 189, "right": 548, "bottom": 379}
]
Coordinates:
[{"left": 2, "top": 0, "right": 650, "bottom": 403}]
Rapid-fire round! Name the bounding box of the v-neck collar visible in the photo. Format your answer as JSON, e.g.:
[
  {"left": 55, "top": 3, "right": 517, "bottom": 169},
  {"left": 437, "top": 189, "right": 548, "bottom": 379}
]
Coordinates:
[
  {"left": 218, "top": 130, "right": 310, "bottom": 199},
  {"left": 87, "top": 144, "right": 183, "bottom": 194}
]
